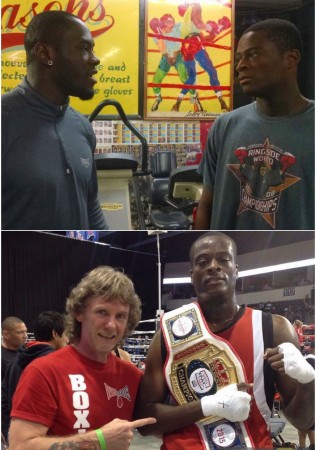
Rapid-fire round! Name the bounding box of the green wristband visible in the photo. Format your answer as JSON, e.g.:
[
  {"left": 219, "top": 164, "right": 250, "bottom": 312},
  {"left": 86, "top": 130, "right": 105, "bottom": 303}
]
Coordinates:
[{"left": 95, "top": 428, "right": 106, "bottom": 450}]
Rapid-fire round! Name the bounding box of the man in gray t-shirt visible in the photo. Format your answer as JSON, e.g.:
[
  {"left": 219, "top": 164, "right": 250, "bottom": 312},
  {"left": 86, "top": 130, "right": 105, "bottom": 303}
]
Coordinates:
[{"left": 196, "top": 19, "right": 314, "bottom": 230}]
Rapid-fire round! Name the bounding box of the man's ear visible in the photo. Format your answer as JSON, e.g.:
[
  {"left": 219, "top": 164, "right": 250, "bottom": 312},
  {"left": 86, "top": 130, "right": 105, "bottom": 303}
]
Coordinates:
[
  {"left": 2, "top": 330, "right": 8, "bottom": 339},
  {"left": 75, "top": 312, "right": 83, "bottom": 323},
  {"left": 286, "top": 49, "right": 300, "bottom": 69},
  {"left": 235, "top": 264, "right": 239, "bottom": 279},
  {"left": 33, "top": 42, "right": 54, "bottom": 66}
]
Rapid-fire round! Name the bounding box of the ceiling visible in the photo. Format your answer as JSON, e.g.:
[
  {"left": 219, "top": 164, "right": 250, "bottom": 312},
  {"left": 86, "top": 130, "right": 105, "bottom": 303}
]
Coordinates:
[{"left": 91, "top": 230, "right": 314, "bottom": 263}]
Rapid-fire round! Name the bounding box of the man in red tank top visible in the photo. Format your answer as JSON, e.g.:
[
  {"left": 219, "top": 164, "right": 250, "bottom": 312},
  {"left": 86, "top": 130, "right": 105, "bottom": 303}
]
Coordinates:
[{"left": 135, "top": 232, "right": 315, "bottom": 450}]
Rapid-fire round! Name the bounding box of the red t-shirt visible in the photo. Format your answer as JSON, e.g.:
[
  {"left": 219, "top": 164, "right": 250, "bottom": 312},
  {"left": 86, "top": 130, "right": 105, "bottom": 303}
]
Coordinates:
[{"left": 11, "top": 345, "right": 142, "bottom": 436}]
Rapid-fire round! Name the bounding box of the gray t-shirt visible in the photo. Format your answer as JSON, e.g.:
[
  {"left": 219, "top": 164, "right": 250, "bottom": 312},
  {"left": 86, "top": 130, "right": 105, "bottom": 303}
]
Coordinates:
[{"left": 200, "top": 101, "right": 315, "bottom": 229}]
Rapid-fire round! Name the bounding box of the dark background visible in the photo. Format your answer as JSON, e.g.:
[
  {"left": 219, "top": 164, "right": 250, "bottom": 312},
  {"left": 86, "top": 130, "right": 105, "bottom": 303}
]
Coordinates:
[
  {"left": 1, "top": 232, "right": 159, "bottom": 330},
  {"left": 2, "top": 230, "right": 314, "bottom": 329}
]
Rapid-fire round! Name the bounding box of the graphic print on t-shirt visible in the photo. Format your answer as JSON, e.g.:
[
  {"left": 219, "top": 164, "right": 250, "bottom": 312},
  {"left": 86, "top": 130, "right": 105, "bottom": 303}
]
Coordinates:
[
  {"left": 69, "top": 374, "right": 91, "bottom": 433},
  {"left": 227, "top": 138, "right": 300, "bottom": 228},
  {"left": 104, "top": 382, "right": 131, "bottom": 408}
]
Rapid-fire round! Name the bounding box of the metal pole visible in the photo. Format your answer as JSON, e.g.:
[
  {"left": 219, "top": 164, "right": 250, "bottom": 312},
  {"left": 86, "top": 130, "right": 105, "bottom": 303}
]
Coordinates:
[
  {"left": 147, "top": 230, "right": 167, "bottom": 330},
  {"left": 157, "top": 233, "right": 161, "bottom": 312}
]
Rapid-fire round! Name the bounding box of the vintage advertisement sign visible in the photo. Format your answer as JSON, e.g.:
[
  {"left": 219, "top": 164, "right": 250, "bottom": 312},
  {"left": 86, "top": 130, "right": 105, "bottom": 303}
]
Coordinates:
[
  {"left": 144, "top": 0, "right": 234, "bottom": 120},
  {"left": 1, "top": 0, "right": 140, "bottom": 116}
]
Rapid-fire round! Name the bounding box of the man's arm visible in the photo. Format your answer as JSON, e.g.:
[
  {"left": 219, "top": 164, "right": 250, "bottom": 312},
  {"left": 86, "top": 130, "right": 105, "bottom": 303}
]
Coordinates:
[
  {"left": 1, "top": 381, "right": 10, "bottom": 443},
  {"left": 265, "top": 314, "right": 314, "bottom": 430},
  {"left": 8, "top": 417, "right": 156, "bottom": 450},
  {"left": 88, "top": 164, "right": 108, "bottom": 230},
  {"left": 195, "top": 187, "right": 213, "bottom": 229},
  {"left": 191, "top": 3, "right": 205, "bottom": 30},
  {"left": 134, "top": 330, "right": 251, "bottom": 436},
  {"left": 157, "top": 37, "right": 167, "bottom": 55},
  {"left": 134, "top": 331, "right": 204, "bottom": 436}
]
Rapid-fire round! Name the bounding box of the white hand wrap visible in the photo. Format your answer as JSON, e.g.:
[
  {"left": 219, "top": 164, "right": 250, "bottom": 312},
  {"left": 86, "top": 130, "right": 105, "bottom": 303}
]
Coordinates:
[
  {"left": 278, "top": 342, "right": 315, "bottom": 384},
  {"left": 200, "top": 384, "right": 251, "bottom": 422}
]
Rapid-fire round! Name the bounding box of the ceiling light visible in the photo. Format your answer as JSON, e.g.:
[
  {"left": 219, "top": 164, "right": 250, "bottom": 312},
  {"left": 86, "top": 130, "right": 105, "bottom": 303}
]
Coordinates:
[
  {"left": 163, "top": 258, "right": 315, "bottom": 284},
  {"left": 163, "top": 277, "right": 191, "bottom": 285},
  {"left": 238, "top": 258, "right": 315, "bottom": 277}
]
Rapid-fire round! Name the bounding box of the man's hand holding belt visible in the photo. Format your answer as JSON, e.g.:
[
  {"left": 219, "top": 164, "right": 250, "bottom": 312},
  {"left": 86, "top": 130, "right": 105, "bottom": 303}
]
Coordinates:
[{"left": 200, "top": 383, "right": 252, "bottom": 422}]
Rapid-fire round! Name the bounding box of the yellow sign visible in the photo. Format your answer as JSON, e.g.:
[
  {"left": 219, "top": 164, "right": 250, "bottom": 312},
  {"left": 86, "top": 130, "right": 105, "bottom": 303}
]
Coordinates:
[
  {"left": 1, "top": 0, "right": 140, "bottom": 116},
  {"left": 101, "top": 203, "right": 124, "bottom": 211}
]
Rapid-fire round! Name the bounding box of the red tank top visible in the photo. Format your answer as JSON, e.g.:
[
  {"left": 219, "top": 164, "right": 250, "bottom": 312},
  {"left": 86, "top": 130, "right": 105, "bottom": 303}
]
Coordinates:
[{"left": 161, "top": 306, "right": 273, "bottom": 450}]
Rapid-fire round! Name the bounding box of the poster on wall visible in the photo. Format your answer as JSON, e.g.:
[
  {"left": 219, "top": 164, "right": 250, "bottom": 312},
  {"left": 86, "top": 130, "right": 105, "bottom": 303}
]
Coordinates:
[
  {"left": 1, "top": 0, "right": 141, "bottom": 116},
  {"left": 144, "top": 0, "right": 234, "bottom": 120}
]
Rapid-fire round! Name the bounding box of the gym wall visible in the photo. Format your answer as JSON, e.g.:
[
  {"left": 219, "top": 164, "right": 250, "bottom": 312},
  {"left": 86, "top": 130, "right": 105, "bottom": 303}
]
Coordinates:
[{"left": 1, "top": 232, "right": 160, "bottom": 329}]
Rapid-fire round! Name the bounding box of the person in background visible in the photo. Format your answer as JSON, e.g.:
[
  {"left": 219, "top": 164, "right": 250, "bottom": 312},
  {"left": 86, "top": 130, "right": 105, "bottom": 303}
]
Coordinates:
[
  {"left": 266, "top": 301, "right": 272, "bottom": 311},
  {"left": 1, "top": 311, "right": 68, "bottom": 445},
  {"left": 113, "top": 345, "right": 132, "bottom": 363},
  {"left": 8, "top": 266, "right": 155, "bottom": 450},
  {"left": 135, "top": 232, "right": 314, "bottom": 449},
  {"left": 1, "top": 317, "right": 27, "bottom": 380},
  {"left": 304, "top": 294, "right": 312, "bottom": 309},
  {"left": 2, "top": 10, "right": 108, "bottom": 230},
  {"left": 298, "top": 340, "right": 315, "bottom": 450},
  {"left": 196, "top": 19, "right": 314, "bottom": 230},
  {"left": 293, "top": 319, "right": 305, "bottom": 353}
]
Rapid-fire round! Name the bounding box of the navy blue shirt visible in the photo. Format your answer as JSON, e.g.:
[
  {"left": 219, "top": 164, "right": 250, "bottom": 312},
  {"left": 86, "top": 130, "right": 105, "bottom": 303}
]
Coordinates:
[{"left": 2, "top": 78, "right": 107, "bottom": 230}]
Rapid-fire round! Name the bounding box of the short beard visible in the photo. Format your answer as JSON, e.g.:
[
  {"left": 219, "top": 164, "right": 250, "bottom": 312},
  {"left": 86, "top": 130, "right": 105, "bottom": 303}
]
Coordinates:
[{"left": 78, "top": 89, "right": 95, "bottom": 101}]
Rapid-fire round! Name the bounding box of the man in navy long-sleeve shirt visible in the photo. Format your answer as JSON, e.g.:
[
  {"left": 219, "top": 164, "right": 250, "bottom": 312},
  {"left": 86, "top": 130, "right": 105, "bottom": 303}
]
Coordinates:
[{"left": 2, "top": 11, "right": 108, "bottom": 230}]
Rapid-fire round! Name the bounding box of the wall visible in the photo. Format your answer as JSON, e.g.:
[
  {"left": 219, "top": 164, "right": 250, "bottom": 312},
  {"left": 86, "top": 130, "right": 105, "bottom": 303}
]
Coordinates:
[
  {"left": 163, "top": 240, "right": 315, "bottom": 277},
  {"left": 1, "top": 232, "right": 159, "bottom": 327},
  {"left": 236, "top": 284, "right": 313, "bottom": 305},
  {"left": 163, "top": 239, "right": 315, "bottom": 311},
  {"left": 166, "top": 284, "right": 313, "bottom": 310}
]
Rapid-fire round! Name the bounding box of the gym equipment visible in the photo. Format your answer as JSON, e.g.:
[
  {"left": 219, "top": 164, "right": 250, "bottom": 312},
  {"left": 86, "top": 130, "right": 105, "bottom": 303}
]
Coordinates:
[
  {"left": 148, "top": 151, "right": 188, "bottom": 230},
  {"left": 89, "top": 100, "right": 149, "bottom": 230},
  {"left": 149, "top": 159, "right": 203, "bottom": 230},
  {"left": 270, "top": 404, "right": 298, "bottom": 449},
  {"left": 270, "top": 416, "right": 297, "bottom": 448}
]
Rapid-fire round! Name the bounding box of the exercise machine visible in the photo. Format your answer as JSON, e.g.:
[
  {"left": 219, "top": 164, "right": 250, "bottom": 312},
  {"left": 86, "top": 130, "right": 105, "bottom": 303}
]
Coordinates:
[
  {"left": 89, "top": 100, "right": 149, "bottom": 230},
  {"left": 149, "top": 158, "right": 203, "bottom": 230}
]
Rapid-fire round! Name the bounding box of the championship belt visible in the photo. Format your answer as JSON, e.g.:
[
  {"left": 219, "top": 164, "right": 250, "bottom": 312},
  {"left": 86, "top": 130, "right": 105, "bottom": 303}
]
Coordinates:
[{"left": 161, "top": 302, "right": 255, "bottom": 449}]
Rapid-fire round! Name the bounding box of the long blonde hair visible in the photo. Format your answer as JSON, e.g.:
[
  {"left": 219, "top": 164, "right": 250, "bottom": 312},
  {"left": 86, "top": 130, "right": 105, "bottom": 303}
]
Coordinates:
[{"left": 65, "top": 266, "right": 142, "bottom": 343}]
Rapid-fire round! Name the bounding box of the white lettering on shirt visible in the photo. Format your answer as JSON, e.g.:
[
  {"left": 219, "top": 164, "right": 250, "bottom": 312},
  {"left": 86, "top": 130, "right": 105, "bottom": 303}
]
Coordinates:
[{"left": 69, "top": 374, "right": 90, "bottom": 433}]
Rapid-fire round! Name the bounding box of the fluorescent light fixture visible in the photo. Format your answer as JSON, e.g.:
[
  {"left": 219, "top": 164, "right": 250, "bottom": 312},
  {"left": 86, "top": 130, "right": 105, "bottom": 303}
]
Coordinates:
[
  {"left": 238, "top": 258, "right": 315, "bottom": 277},
  {"left": 163, "top": 258, "right": 315, "bottom": 284},
  {"left": 163, "top": 277, "right": 192, "bottom": 285}
]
